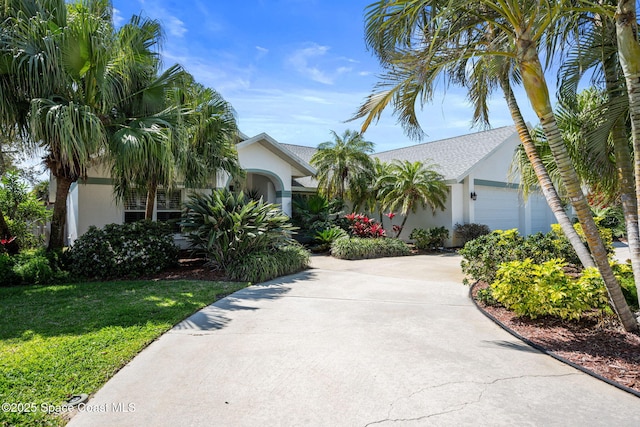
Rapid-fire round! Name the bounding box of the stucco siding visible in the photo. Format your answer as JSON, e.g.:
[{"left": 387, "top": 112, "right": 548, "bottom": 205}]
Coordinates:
[
  {"left": 237, "top": 142, "right": 292, "bottom": 191},
  {"left": 77, "top": 183, "right": 123, "bottom": 239}
]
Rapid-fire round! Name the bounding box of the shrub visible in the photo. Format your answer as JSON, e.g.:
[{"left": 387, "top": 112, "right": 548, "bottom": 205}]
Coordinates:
[
  {"left": 331, "top": 237, "right": 410, "bottom": 260},
  {"left": 69, "top": 221, "right": 178, "bottom": 280},
  {"left": 612, "top": 262, "right": 639, "bottom": 310},
  {"left": 182, "top": 190, "right": 297, "bottom": 270},
  {"left": 292, "top": 194, "right": 337, "bottom": 239},
  {"left": 410, "top": 226, "right": 449, "bottom": 251},
  {"left": 459, "top": 229, "right": 525, "bottom": 285},
  {"left": 491, "top": 259, "right": 610, "bottom": 320},
  {"left": 226, "top": 243, "right": 310, "bottom": 283},
  {"left": 313, "top": 227, "right": 347, "bottom": 252},
  {"left": 454, "top": 223, "right": 490, "bottom": 246},
  {"left": 0, "top": 253, "right": 19, "bottom": 286},
  {"left": 344, "top": 213, "right": 386, "bottom": 238},
  {"left": 13, "top": 252, "right": 54, "bottom": 285},
  {"left": 551, "top": 223, "right": 614, "bottom": 262}
]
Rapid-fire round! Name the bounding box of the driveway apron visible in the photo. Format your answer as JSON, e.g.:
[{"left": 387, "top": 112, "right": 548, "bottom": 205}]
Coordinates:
[{"left": 67, "top": 254, "right": 640, "bottom": 426}]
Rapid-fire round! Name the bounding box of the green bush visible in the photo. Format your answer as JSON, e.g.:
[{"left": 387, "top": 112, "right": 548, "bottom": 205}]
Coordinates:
[
  {"left": 612, "top": 263, "right": 639, "bottom": 310},
  {"left": 410, "top": 226, "right": 449, "bottom": 251},
  {"left": 13, "top": 252, "right": 54, "bottom": 285},
  {"left": 331, "top": 237, "right": 411, "bottom": 260},
  {"left": 0, "top": 249, "right": 68, "bottom": 286},
  {"left": 459, "top": 229, "right": 525, "bottom": 285},
  {"left": 454, "top": 223, "right": 490, "bottom": 246},
  {"left": 181, "top": 190, "right": 297, "bottom": 270},
  {"left": 69, "top": 221, "right": 178, "bottom": 280},
  {"left": 491, "top": 259, "right": 610, "bottom": 320},
  {"left": 0, "top": 253, "right": 19, "bottom": 286},
  {"left": 226, "top": 243, "right": 310, "bottom": 283}
]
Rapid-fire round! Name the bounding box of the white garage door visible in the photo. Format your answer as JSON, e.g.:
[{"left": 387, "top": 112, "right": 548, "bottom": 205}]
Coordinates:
[{"left": 474, "top": 185, "right": 521, "bottom": 231}]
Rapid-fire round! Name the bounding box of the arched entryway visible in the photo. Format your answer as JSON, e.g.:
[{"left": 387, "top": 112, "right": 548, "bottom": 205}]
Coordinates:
[{"left": 242, "top": 169, "right": 292, "bottom": 215}]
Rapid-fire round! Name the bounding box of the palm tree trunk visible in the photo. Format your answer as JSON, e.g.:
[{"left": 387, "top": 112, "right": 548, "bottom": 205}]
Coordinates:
[
  {"left": 616, "top": 0, "right": 640, "bottom": 310},
  {"left": 499, "top": 77, "right": 595, "bottom": 269},
  {"left": 145, "top": 182, "right": 157, "bottom": 220},
  {"left": 48, "top": 174, "right": 73, "bottom": 251},
  {"left": 518, "top": 36, "right": 638, "bottom": 331},
  {"left": 603, "top": 41, "right": 640, "bottom": 306},
  {"left": 396, "top": 214, "right": 408, "bottom": 238}
]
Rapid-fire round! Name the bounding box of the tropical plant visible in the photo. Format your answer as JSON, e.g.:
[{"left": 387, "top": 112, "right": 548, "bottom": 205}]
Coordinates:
[
  {"left": 0, "top": 1, "right": 173, "bottom": 250},
  {"left": 376, "top": 160, "right": 448, "bottom": 238},
  {"left": 181, "top": 190, "right": 297, "bottom": 270},
  {"left": 111, "top": 71, "right": 242, "bottom": 220},
  {"left": 291, "top": 193, "right": 340, "bottom": 239},
  {"left": 313, "top": 227, "right": 348, "bottom": 252},
  {"left": 357, "top": 0, "right": 637, "bottom": 330},
  {"left": 344, "top": 213, "right": 386, "bottom": 238},
  {"left": 310, "top": 130, "right": 375, "bottom": 202}
]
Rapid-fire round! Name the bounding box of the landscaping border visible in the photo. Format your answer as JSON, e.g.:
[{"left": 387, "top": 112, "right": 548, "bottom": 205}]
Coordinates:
[{"left": 469, "top": 281, "right": 640, "bottom": 399}]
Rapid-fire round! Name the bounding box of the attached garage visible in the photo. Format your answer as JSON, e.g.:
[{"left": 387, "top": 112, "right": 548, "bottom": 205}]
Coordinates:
[{"left": 473, "top": 183, "right": 521, "bottom": 231}]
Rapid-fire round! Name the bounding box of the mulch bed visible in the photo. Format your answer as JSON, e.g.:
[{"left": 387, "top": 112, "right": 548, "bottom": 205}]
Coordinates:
[
  {"left": 142, "top": 257, "right": 227, "bottom": 281},
  {"left": 471, "top": 281, "right": 640, "bottom": 395}
]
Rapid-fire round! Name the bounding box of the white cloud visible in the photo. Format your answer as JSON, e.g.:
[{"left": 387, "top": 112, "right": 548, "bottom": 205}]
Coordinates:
[
  {"left": 287, "top": 44, "right": 334, "bottom": 85},
  {"left": 165, "top": 16, "right": 187, "bottom": 38},
  {"left": 112, "top": 8, "right": 124, "bottom": 27}
]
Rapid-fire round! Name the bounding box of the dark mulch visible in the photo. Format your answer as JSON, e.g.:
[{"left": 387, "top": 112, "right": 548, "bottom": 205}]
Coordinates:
[
  {"left": 143, "top": 257, "right": 226, "bottom": 281},
  {"left": 472, "top": 281, "right": 640, "bottom": 394}
]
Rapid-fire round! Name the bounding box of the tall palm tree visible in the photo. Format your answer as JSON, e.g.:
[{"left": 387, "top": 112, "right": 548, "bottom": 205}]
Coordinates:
[
  {"left": 358, "top": 0, "right": 637, "bottom": 330},
  {"left": 1, "top": 0, "right": 165, "bottom": 250},
  {"left": 310, "top": 129, "right": 374, "bottom": 202},
  {"left": 377, "top": 160, "right": 448, "bottom": 238}
]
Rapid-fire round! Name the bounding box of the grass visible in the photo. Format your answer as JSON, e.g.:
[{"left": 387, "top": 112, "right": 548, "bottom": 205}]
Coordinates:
[{"left": 0, "top": 279, "right": 248, "bottom": 427}]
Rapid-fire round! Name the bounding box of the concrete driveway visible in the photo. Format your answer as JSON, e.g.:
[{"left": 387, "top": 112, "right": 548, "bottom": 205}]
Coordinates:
[{"left": 68, "top": 254, "right": 639, "bottom": 426}]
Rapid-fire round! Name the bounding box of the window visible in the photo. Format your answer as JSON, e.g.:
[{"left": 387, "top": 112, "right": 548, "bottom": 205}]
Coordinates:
[{"left": 124, "top": 189, "right": 182, "bottom": 231}]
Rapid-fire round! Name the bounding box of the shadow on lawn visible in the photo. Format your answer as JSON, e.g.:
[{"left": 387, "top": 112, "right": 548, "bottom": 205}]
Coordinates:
[{"left": 0, "top": 270, "right": 318, "bottom": 340}]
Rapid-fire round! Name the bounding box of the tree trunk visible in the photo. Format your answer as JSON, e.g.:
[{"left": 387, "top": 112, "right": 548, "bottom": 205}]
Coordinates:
[
  {"left": 145, "top": 182, "right": 157, "bottom": 220},
  {"left": 616, "top": 0, "right": 640, "bottom": 310},
  {"left": 396, "top": 214, "right": 408, "bottom": 238},
  {"left": 518, "top": 35, "right": 638, "bottom": 331},
  {"left": 48, "top": 175, "right": 73, "bottom": 251},
  {"left": 603, "top": 36, "right": 640, "bottom": 306},
  {"left": 499, "top": 77, "right": 595, "bottom": 269}
]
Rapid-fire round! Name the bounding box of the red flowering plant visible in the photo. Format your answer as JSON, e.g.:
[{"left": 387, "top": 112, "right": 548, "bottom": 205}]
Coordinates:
[
  {"left": 385, "top": 212, "right": 403, "bottom": 238},
  {"left": 344, "top": 213, "right": 386, "bottom": 238}
]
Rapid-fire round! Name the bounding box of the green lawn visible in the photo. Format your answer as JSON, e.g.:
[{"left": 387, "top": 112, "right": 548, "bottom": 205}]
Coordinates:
[{"left": 0, "top": 279, "right": 248, "bottom": 427}]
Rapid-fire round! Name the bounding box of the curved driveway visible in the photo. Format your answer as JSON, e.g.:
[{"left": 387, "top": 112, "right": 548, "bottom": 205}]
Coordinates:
[{"left": 68, "top": 254, "right": 639, "bottom": 426}]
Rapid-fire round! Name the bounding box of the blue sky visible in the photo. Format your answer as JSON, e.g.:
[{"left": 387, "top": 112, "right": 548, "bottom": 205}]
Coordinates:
[{"left": 111, "top": 0, "right": 538, "bottom": 153}]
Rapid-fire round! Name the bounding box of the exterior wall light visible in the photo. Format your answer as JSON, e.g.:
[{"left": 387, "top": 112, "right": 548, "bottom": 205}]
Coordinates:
[{"left": 470, "top": 192, "right": 477, "bottom": 200}]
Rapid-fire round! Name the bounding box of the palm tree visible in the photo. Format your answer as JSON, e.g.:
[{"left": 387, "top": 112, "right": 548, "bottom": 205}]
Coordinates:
[
  {"left": 358, "top": 0, "right": 637, "bottom": 330},
  {"left": 1, "top": 0, "right": 166, "bottom": 250},
  {"left": 310, "top": 129, "right": 375, "bottom": 203},
  {"left": 377, "top": 160, "right": 447, "bottom": 238}
]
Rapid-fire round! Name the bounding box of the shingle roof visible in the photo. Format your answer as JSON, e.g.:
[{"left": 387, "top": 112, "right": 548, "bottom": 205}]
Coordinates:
[
  {"left": 280, "top": 143, "right": 317, "bottom": 165},
  {"left": 282, "top": 126, "right": 518, "bottom": 187},
  {"left": 374, "top": 125, "right": 517, "bottom": 182}
]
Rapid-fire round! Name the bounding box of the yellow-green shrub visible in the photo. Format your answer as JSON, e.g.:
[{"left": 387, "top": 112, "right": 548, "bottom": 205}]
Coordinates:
[{"left": 491, "top": 259, "right": 610, "bottom": 320}]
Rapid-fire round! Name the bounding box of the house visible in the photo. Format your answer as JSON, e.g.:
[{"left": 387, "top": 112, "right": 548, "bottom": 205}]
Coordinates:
[
  {"left": 59, "top": 125, "right": 553, "bottom": 247},
  {"left": 59, "top": 132, "right": 315, "bottom": 246},
  {"left": 283, "top": 125, "right": 554, "bottom": 246}
]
